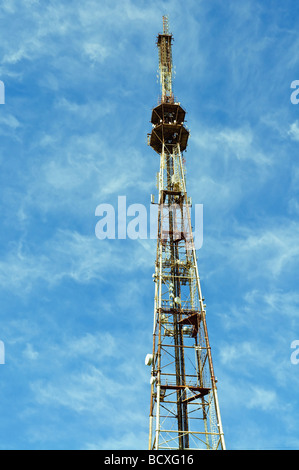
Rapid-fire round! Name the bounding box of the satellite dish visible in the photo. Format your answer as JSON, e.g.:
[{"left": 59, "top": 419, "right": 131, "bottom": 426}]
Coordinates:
[{"left": 145, "top": 354, "right": 153, "bottom": 366}]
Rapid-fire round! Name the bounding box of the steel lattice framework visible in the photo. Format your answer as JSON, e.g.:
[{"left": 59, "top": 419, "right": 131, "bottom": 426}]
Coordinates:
[{"left": 147, "top": 17, "right": 226, "bottom": 451}]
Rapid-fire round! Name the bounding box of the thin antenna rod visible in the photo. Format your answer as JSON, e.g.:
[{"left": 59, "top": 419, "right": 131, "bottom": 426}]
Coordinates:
[
  {"left": 157, "top": 16, "right": 174, "bottom": 103},
  {"left": 163, "top": 15, "right": 169, "bottom": 34}
]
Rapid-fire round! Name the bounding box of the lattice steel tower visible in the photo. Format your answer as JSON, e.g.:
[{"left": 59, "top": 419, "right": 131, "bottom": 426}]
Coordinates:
[{"left": 147, "top": 17, "right": 226, "bottom": 451}]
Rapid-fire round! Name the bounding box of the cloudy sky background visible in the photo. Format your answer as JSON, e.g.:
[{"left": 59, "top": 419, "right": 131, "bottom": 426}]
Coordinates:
[{"left": 0, "top": 0, "right": 298, "bottom": 450}]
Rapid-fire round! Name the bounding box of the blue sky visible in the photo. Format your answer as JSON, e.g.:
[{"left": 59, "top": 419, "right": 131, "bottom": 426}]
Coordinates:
[{"left": 0, "top": 0, "right": 298, "bottom": 450}]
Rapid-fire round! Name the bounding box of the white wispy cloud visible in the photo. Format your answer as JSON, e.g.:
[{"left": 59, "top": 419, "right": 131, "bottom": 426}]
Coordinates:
[
  {"left": 247, "top": 387, "right": 278, "bottom": 412},
  {"left": 0, "top": 227, "right": 154, "bottom": 296},
  {"left": 288, "top": 120, "right": 299, "bottom": 141},
  {"left": 203, "top": 217, "right": 299, "bottom": 284},
  {"left": 0, "top": 231, "right": 108, "bottom": 292},
  {"left": 0, "top": 113, "right": 21, "bottom": 129},
  {"left": 27, "top": 329, "right": 150, "bottom": 449},
  {"left": 23, "top": 343, "right": 39, "bottom": 361}
]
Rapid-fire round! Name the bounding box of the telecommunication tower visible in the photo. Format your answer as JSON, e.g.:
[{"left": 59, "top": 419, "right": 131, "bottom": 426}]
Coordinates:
[{"left": 146, "top": 17, "right": 226, "bottom": 451}]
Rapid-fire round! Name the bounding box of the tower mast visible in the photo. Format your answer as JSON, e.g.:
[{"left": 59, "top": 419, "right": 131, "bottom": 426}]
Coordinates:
[{"left": 147, "top": 17, "right": 226, "bottom": 451}]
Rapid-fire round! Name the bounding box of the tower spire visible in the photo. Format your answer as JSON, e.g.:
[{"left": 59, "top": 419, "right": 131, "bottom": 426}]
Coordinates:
[
  {"left": 147, "top": 18, "right": 226, "bottom": 451},
  {"left": 157, "top": 16, "right": 174, "bottom": 104},
  {"left": 162, "top": 15, "right": 169, "bottom": 34}
]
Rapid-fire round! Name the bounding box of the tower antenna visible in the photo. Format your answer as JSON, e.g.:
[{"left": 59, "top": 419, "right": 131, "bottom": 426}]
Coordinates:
[{"left": 157, "top": 15, "right": 174, "bottom": 104}]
